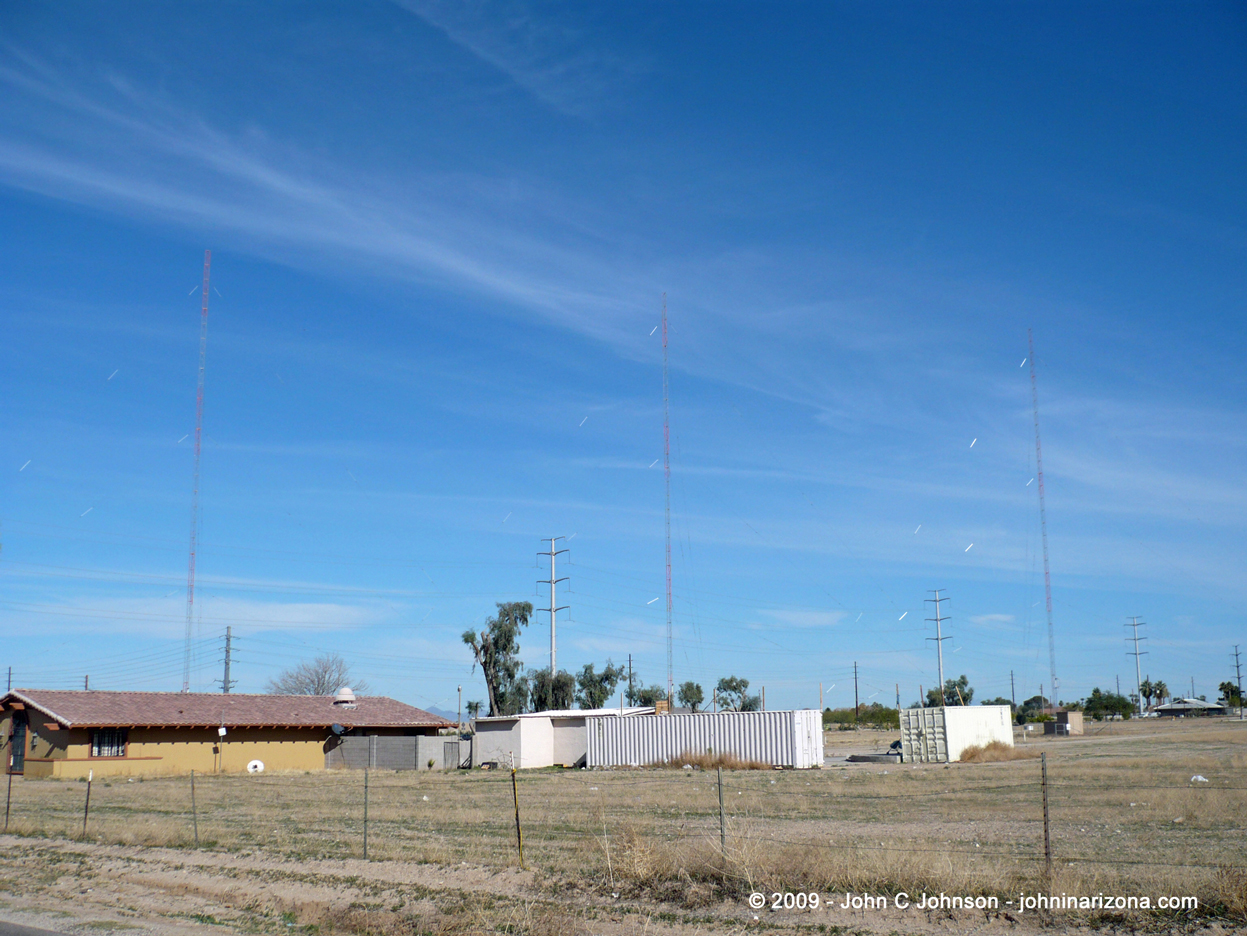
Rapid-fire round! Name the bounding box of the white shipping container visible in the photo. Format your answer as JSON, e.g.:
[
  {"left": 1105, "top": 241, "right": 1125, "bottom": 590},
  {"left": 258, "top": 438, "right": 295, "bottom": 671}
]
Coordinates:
[
  {"left": 586, "top": 710, "right": 824, "bottom": 769},
  {"left": 899, "top": 705, "right": 1013, "bottom": 763}
]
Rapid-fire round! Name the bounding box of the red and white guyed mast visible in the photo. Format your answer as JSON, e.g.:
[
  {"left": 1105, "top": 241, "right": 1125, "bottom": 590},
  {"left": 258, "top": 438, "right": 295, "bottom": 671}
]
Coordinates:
[
  {"left": 662, "top": 296, "right": 673, "bottom": 704},
  {"left": 1028, "top": 329, "right": 1058, "bottom": 714},
  {"left": 183, "top": 250, "right": 211, "bottom": 694}
]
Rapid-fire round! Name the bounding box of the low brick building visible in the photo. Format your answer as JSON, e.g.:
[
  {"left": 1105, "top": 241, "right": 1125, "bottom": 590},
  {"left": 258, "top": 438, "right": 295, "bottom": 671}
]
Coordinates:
[{"left": 1, "top": 688, "right": 451, "bottom": 778}]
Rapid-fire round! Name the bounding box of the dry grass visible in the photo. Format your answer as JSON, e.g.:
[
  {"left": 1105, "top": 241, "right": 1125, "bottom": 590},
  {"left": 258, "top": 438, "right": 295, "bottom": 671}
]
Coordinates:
[
  {"left": 657, "top": 750, "right": 772, "bottom": 770},
  {"left": 4, "top": 718, "right": 1245, "bottom": 925},
  {"left": 958, "top": 740, "right": 1039, "bottom": 762}
]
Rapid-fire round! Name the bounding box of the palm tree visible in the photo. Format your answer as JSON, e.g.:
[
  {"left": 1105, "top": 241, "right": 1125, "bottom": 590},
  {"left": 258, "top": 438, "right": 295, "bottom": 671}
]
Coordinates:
[
  {"left": 1153, "top": 680, "right": 1168, "bottom": 706},
  {"left": 1139, "top": 678, "right": 1154, "bottom": 711}
]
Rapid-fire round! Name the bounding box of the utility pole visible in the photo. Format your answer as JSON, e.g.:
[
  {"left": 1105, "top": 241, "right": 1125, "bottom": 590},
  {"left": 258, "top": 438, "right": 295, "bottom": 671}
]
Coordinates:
[
  {"left": 1233, "top": 646, "right": 1243, "bottom": 720},
  {"left": 1116, "top": 674, "right": 1120, "bottom": 696},
  {"left": 627, "top": 654, "right": 633, "bottom": 707},
  {"left": 537, "top": 537, "right": 569, "bottom": 711},
  {"left": 895, "top": 682, "right": 900, "bottom": 712},
  {"left": 84, "top": 675, "right": 89, "bottom": 691},
  {"left": 1191, "top": 677, "right": 1195, "bottom": 700},
  {"left": 925, "top": 590, "right": 951, "bottom": 706},
  {"left": 457, "top": 685, "right": 462, "bottom": 736},
  {"left": 1010, "top": 670, "right": 1016, "bottom": 710},
  {"left": 853, "top": 662, "right": 859, "bottom": 724},
  {"left": 221, "top": 626, "right": 235, "bottom": 694},
  {"left": 1126, "top": 617, "right": 1147, "bottom": 716}
]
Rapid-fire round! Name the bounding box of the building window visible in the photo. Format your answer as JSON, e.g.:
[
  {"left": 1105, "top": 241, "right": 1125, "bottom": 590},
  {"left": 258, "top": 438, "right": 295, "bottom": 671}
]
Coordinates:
[{"left": 91, "top": 728, "right": 127, "bottom": 758}]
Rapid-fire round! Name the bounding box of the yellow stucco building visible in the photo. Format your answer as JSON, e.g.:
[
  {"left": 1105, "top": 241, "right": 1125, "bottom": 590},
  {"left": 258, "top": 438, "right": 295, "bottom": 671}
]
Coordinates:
[{"left": 1, "top": 688, "right": 451, "bottom": 779}]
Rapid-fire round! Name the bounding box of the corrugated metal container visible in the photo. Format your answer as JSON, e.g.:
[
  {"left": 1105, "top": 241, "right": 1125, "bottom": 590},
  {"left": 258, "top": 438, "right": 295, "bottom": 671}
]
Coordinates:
[
  {"left": 899, "top": 705, "right": 1013, "bottom": 763},
  {"left": 586, "top": 710, "right": 823, "bottom": 769}
]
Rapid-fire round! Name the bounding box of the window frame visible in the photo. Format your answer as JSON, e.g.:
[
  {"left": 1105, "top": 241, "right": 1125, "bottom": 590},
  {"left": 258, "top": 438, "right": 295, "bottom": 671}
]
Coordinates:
[{"left": 90, "top": 727, "right": 128, "bottom": 759}]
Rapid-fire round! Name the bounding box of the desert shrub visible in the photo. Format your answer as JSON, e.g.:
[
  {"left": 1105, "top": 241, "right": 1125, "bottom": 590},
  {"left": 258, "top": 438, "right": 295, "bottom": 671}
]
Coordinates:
[{"left": 958, "top": 741, "right": 1037, "bottom": 763}]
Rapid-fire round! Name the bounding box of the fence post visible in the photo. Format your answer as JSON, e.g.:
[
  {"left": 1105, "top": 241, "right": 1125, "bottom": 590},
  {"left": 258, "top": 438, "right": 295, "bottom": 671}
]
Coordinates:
[
  {"left": 1041, "top": 752, "right": 1051, "bottom": 872},
  {"left": 363, "top": 768, "right": 369, "bottom": 860},
  {"left": 717, "top": 765, "right": 726, "bottom": 860},
  {"left": 82, "top": 769, "right": 93, "bottom": 838},
  {"left": 510, "top": 754, "right": 525, "bottom": 869},
  {"left": 4, "top": 758, "right": 12, "bottom": 831},
  {"left": 190, "top": 769, "right": 199, "bottom": 846}
]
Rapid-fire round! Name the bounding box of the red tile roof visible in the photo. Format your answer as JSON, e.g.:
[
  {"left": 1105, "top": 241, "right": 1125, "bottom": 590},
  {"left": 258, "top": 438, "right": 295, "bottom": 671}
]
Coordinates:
[{"left": 3, "top": 689, "right": 451, "bottom": 730}]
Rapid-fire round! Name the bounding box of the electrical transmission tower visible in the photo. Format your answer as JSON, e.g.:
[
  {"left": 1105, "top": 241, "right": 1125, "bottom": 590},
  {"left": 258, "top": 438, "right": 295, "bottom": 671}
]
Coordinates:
[
  {"left": 662, "top": 295, "right": 673, "bottom": 704},
  {"left": 925, "top": 589, "right": 951, "bottom": 707},
  {"left": 538, "top": 537, "right": 568, "bottom": 711},
  {"left": 1125, "top": 617, "right": 1147, "bottom": 716},
  {"left": 184, "top": 250, "right": 211, "bottom": 694},
  {"left": 1028, "top": 330, "right": 1059, "bottom": 714}
]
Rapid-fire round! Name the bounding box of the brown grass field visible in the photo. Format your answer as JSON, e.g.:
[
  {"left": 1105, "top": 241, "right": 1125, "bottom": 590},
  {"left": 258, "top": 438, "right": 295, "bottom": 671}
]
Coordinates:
[{"left": 1, "top": 717, "right": 1245, "bottom": 936}]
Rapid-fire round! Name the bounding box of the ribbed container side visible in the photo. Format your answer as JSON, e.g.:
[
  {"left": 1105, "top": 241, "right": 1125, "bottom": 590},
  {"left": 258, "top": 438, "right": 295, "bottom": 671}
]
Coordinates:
[{"left": 587, "top": 710, "right": 823, "bottom": 769}]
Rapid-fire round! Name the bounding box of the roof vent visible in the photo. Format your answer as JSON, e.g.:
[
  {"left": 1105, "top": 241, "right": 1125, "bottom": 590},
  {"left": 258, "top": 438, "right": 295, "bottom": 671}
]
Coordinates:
[{"left": 334, "top": 687, "right": 357, "bottom": 706}]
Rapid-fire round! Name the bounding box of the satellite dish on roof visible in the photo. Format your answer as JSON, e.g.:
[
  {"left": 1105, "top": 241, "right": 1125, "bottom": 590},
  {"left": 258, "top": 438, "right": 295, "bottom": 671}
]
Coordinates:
[{"left": 247, "top": 760, "right": 264, "bottom": 774}]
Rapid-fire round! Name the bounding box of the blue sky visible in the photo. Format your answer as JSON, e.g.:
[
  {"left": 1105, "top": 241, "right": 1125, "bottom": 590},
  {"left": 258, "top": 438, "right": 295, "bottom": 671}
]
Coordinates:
[{"left": 1, "top": 2, "right": 1243, "bottom": 713}]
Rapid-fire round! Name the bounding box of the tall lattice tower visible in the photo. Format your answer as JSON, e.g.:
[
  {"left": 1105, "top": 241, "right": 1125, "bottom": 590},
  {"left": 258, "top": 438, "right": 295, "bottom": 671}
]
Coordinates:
[
  {"left": 183, "top": 250, "right": 211, "bottom": 693},
  {"left": 662, "top": 296, "right": 673, "bottom": 704},
  {"left": 1028, "top": 329, "right": 1058, "bottom": 713}
]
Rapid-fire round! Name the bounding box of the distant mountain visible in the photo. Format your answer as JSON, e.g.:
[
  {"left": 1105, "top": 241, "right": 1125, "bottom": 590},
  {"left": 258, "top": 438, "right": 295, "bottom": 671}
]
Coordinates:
[{"left": 422, "top": 705, "right": 460, "bottom": 722}]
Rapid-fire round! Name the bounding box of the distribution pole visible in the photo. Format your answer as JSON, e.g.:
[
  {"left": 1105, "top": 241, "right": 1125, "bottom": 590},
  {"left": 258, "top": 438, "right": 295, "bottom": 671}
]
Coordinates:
[
  {"left": 627, "top": 654, "right": 633, "bottom": 707},
  {"left": 1234, "top": 646, "right": 1243, "bottom": 720},
  {"left": 1126, "top": 617, "right": 1147, "bottom": 716},
  {"left": 662, "top": 295, "right": 674, "bottom": 704},
  {"left": 537, "top": 537, "right": 568, "bottom": 711},
  {"left": 853, "top": 662, "right": 859, "bottom": 723},
  {"left": 925, "top": 590, "right": 951, "bottom": 706},
  {"left": 221, "top": 626, "right": 234, "bottom": 694},
  {"left": 1010, "top": 670, "right": 1016, "bottom": 710},
  {"left": 1028, "top": 330, "right": 1059, "bottom": 714},
  {"left": 184, "top": 249, "right": 212, "bottom": 694}
]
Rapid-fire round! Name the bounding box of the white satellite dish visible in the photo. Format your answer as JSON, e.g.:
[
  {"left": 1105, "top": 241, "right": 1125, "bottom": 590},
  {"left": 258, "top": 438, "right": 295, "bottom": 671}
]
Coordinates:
[{"left": 246, "top": 759, "right": 265, "bottom": 774}]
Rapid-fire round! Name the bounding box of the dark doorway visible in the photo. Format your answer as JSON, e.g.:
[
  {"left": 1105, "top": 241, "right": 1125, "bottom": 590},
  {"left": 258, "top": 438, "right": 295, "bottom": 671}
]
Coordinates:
[{"left": 9, "top": 711, "right": 26, "bottom": 774}]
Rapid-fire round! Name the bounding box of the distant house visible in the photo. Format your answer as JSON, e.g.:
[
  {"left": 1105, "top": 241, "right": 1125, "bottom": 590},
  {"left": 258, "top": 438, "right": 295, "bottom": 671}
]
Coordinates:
[
  {"left": 1151, "top": 697, "right": 1227, "bottom": 717},
  {"left": 1, "top": 688, "right": 451, "bottom": 778}
]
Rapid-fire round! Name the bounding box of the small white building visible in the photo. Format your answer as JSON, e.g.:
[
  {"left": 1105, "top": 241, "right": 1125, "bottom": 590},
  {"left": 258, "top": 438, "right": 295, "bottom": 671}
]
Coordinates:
[
  {"left": 899, "top": 704, "right": 1014, "bottom": 763},
  {"left": 472, "top": 708, "right": 654, "bottom": 769}
]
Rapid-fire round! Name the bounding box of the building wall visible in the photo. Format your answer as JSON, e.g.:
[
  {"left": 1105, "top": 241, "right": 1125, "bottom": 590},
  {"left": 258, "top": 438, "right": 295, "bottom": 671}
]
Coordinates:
[
  {"left": 472, "top": 717, "right": 558, "bottom": 769},
  {"left": 21, "top": 726, "right": 332, "bottom": 778},
  {"left": 551, "top": 717, "right": 587, "bottom": 767},
  {"left": 327, "top": 735, "right": 468, "bottom": 769}
]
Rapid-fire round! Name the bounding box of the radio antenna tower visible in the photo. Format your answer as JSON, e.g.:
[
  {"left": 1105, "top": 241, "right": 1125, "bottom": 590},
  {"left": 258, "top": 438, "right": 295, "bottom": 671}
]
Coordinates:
[
  {"left": 183, "top": 250, "right": 211, "bottom": 694},
  {"left": 662, "top": 295, "right": 673, "bottom": 704},
  {"left": 1028, "top": 329, "right": 1058, "bottom": 715}
]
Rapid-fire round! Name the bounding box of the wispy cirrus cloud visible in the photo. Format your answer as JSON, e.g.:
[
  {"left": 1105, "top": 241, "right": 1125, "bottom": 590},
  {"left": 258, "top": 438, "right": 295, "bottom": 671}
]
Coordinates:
[{"left": 391, "top": 0, "right": 642, "bottom": 117}]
